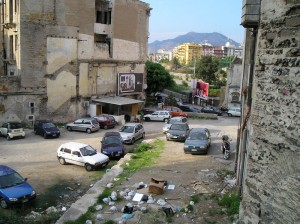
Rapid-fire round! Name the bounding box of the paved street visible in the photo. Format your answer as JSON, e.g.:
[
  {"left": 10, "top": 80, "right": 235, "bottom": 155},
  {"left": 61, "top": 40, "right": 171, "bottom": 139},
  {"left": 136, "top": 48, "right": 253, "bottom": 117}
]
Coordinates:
[{"left": 0, "top": 116, "right": 239, "bottom": 195}]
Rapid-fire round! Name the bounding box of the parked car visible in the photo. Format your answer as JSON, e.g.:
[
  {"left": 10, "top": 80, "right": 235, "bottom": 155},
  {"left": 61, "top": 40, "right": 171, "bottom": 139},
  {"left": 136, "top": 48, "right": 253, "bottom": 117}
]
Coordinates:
[
  {"left": 93, "top": 115, "right": 116, "bottom": 129},
  {"left": 163, "top": 116, "right": 188, "bottom": 134},
  {"left": 119, "top": 123, "right": 145, "bottom": 144},
  {"left": 57, "top": 142, "right": 110, "bottom": 171},
  {"left": 0, "top": 122, "right": 25, "bottom": 140},
  {"left": 163, "top": 106, "right": 188, "bottom": 117},
  {"left": 34, "top": 120, "right": 60, "bottom": 139},
  {"left": 184, "top": 128, "right": 211, "bottom": 155},
  {"left": 101, "top": 132, "right": 125, "bottom": 159},
  {"left": 227, "top": 108, "right": 241, "bottom": 117},
  {"left": 0, "top": 165, "right": 36, "bottom": 209},
  {"left": 66, "top": 118, "right": 99, "bottom": 133},
  {"left": 178, "top": 104, "right": 200, "bottom": 113},
  {"left": 142, "top": 108, "right": 156, "bottom": 115},
  {"left": 200, "top": 106, "right": 223, "bottom": 116},
  {"left": 166, "top": 123, "right": 190, "bottom": 142},
  {"left": 143, "top": 110, "right": 171, "bottom": 122}
]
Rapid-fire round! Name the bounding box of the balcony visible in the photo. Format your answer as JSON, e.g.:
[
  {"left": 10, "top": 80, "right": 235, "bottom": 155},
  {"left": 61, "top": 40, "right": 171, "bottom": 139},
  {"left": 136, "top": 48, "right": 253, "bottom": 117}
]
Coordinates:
[{"left": 94, "top": 23, "right": 112, "bottom": 35}]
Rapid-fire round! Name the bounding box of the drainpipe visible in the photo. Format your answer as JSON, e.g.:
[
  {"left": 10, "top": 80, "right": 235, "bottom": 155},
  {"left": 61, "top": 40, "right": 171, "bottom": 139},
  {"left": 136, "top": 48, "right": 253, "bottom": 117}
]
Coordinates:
[
  {"left": 238, "top": 27, "right": 258, "bottom": 197},
  {"left": 2, "top": 0, "right": 7, "bottom": 76}
]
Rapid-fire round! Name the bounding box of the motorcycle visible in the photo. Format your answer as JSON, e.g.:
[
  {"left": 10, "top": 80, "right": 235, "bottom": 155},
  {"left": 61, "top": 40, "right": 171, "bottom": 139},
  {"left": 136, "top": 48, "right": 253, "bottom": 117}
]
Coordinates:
[{"left": 221, "top": 135, "right": 230, "bottom": 160}]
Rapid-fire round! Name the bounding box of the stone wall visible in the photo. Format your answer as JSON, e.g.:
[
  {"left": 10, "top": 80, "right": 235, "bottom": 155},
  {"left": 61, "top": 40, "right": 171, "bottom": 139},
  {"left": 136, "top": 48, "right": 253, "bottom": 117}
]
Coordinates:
[{"left": 239, "top": 0, "right": 300, "bottom": 223}]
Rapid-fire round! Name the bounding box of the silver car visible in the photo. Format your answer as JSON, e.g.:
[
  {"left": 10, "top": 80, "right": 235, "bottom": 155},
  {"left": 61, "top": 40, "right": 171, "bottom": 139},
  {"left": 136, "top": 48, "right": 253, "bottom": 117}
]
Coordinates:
[
  {"left": 119, "top": 123, "right": 145, "bottom": 144},
  {"left": 66, "top": 118, "right": 100, "bottom": 133}
]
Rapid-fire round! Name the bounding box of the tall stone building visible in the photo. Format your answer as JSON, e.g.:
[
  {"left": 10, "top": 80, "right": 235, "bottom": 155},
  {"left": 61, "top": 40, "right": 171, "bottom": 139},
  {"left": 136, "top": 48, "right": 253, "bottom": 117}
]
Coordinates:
[
  {"left": 237, "top": 0, "right": 300, "bottom": 223},
  {"left": 0, "top": 0, "right": 150, "bottom": 124}
]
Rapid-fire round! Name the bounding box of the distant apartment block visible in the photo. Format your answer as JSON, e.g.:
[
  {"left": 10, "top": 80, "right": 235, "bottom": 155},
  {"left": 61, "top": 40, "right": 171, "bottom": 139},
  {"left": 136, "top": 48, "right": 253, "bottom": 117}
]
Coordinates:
[{"left": 173, "top": 43, "right": 203, "bottom": 65}]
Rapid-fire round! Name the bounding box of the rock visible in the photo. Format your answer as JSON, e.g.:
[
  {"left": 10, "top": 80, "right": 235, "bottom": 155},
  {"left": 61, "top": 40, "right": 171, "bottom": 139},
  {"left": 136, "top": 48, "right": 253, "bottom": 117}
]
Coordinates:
[
  {"left": 45, "top": 206, "right": 57, "bottom": 214},
  {"left": 95, "top": 205, "right": 103, "bottom": 211},
  {"left": 96, "top": 214, "right": 104, "bottom": 220},
  {"left": 85, "top": 220, "right": 92, "bottom": 224}
]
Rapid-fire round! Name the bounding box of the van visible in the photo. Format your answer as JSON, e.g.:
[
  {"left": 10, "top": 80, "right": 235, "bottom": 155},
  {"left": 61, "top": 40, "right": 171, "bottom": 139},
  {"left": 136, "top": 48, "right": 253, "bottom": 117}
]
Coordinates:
[{"left": 227, "top": 108, "right": 241, "bottom": 117}]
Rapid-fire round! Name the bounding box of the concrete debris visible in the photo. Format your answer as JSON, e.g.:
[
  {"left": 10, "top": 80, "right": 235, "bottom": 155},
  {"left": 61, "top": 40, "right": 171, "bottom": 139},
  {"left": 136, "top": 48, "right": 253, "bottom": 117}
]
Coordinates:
[
  {"left": 45, "top": 206, "right": 57, "bottom": 214},
  {"left": 156, "top": 198, "right": 167, "bottom": 206},
  {"left": 85, "top": 220, "right": 92, "bottom": 224},
  {"left": 224, "top": 176, "right": 237, "bottom": 188},
  {"left": 107, "top": 183, "right": 114, "bottom": 188},
  {"left": 96, "top": 214, "right": 104, "bottom": 220},
  {"left": 109, "top": 206, "right": 118, "bottom": 212},
  {"left": 95, "top": 205, "right": 103, "bottom": 211}
]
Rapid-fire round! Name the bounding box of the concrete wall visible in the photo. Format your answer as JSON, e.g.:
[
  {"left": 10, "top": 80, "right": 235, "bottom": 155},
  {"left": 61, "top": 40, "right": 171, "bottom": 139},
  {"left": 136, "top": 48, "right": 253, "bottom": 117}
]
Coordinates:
[
  {"left": 238, "top": 0, "right": 300, "bottom": 223},
  {"left": 0, "top": 0, "right": 149, "bottom": 124}
]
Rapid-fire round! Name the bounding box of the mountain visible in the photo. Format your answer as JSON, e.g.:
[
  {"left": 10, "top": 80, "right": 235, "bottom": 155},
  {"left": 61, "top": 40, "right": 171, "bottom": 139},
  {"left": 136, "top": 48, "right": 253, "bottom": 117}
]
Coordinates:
[{"left": 148, "top": 32, "right": 240, "bottom": 53}]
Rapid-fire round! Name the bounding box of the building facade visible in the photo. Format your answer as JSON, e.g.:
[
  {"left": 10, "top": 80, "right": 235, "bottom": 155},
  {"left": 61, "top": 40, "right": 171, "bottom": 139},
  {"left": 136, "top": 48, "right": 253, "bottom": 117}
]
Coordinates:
[
  {"left": 224, "top": 57, "right": 242, "bottom": 109},
  {"left": 0, "top": 0, "right": 150, "bottom": 124},
  {"left": 237, "top": 0, "right": 300, "bottom": 223},
  {"left": 173, "top": 43, "right": 202, "bottom": 65}
]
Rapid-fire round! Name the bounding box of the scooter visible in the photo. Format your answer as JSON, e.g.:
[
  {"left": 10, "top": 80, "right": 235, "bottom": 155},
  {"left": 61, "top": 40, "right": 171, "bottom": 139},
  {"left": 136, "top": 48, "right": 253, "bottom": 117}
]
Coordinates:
[{"left": 221, "top": 135, "right": 230, "bottom": 160}]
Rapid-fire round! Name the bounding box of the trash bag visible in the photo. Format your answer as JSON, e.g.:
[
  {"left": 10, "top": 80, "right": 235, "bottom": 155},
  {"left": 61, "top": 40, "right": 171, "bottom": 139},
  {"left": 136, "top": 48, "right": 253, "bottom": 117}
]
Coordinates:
[{"left": 162, "top": 207, "right": 174, "bottom": 217}]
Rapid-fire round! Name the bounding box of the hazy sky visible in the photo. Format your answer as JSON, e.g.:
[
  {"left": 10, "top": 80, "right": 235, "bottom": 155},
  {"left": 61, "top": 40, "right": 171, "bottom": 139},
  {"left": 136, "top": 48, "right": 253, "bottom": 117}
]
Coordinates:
[{"left": 142, "top": 0, "right": 245, "bottom": 44}]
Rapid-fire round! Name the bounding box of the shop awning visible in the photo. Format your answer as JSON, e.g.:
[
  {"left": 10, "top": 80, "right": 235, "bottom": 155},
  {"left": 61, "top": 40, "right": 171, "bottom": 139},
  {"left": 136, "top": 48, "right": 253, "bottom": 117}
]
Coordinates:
[{"left": 92, "top": 96, "right": 144, "bottom": 106}]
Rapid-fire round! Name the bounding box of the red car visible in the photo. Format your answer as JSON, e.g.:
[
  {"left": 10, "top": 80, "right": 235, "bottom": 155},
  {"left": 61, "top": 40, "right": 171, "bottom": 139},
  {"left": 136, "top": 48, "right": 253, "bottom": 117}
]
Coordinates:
[
  {"left": 163, "top": 106, "right": 188, "bottom": 118},
  {"left": 93, "top": 115, "right": 116, "bottom": 129}
]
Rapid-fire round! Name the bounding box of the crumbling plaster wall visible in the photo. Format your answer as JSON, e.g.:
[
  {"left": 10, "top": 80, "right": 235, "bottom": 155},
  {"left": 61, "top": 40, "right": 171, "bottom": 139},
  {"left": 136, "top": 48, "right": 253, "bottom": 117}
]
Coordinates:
[
  {"left": 239, "top": 0, "right": 300, "bottom": 223},
  {"left": 112, "top": 0, "right": 149, "bottom": 61}
]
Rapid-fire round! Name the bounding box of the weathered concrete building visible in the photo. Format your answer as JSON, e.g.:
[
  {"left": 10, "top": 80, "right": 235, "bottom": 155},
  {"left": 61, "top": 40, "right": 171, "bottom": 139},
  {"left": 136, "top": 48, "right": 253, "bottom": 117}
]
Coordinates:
[
  {"left": 237, "top": 0, "right": 300, "bottom": 223},
  {"left": 224, "top": 56, "right": 242, "bottom": 110},
  {"left": 0, "top": 0, "right": 150, "bottom": 124}
]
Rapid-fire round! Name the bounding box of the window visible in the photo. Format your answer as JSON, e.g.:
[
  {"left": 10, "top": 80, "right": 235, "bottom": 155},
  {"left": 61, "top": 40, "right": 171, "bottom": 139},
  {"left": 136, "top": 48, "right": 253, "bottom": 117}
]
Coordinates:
[
  {"left": 96, "top": 10, "right": 111, "bottom": 24},
  {"left": 64, "top": 149, "right": 71, "bottom": 154}
]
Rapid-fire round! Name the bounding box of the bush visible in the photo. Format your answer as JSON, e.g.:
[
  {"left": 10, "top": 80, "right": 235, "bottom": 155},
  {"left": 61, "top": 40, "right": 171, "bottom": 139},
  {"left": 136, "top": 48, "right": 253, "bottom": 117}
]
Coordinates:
[{"left": 218, "top": 193, "right": 240, "bottom": 216}]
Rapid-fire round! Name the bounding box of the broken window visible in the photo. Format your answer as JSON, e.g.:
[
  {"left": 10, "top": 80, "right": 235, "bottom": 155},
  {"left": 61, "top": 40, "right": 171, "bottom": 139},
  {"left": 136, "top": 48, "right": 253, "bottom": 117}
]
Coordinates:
[{"left": 96, "top": 10, "right": 111, "bottom": 24}]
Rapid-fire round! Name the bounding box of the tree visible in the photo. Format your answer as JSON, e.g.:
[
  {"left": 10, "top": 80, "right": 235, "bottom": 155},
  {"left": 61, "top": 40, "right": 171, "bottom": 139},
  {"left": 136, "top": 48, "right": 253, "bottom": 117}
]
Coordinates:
[
  {"left": 146, "top": 61, "right": 175, "bottom": 94},
  {"left": 195, "top": 56, "right": 220, "bottom": 84},
  {"left": 171, "top": 57, "right": 180, "bottom": 71}
]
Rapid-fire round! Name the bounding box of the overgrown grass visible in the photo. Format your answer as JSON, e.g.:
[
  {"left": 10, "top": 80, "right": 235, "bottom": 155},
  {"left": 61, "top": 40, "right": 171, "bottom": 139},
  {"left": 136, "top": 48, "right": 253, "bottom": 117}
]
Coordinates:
[{"left": 218, "top": 193, "right": 240, "bottom": 216}]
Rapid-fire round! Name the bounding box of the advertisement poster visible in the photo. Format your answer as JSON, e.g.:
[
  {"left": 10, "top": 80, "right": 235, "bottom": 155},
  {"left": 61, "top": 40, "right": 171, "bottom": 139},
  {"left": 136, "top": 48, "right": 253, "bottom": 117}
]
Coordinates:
[{"left": 118, "top": 73, "right": 143, "bottom": 95}]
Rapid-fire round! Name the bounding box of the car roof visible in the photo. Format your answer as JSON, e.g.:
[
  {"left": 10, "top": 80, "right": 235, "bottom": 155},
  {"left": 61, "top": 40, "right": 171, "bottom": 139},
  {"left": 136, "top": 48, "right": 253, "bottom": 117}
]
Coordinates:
[
  {"left": 170, "top": 116, "right": 185, "bottom": 120},
  {"left": 0, "top": 165, "right": 16, "bottom": 176},
  {"left": 189, "top": 128, "right": 208, "bottom": 133},
  {"left": 170, "top": 122, "right": 187, "bottom": 126},
  {"left": 60, "top": 142, "right": 89, "bottom": 149},
  {"left": 152, "top": 110, "right": 169, "bottom": 113},
  {"left": 123, "top": 123, "right": 141, "bottom": 126},
  {"left": 104, "top": 132, "right": 121, "bottom": 137}
]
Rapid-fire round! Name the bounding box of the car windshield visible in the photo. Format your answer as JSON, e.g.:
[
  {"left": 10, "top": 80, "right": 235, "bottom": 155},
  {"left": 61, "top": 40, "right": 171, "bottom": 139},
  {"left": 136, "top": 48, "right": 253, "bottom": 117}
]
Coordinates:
[
  {"left": 42, "top": 123, "right": 56, "bottom": 128},
  {"left": 103, "top": 136, "right": 121, "bottom": 145},
  {"left": 79, "top": 145, "right": 97, "bottom": 156},
  {"left": 188, "top": 132, "right": 207, "bottom": 140},
  {"left": 10, "top": 123, "right": 22, "bottom": 129},
  {"left": 170, "top": 119, "right": 181, "bottom": 124},
  {"left": 170, "top": 124, "right": 185, "bottom": 131},
  {"left": 0, "top": 172, "right": 25, "bottom": 189},
  {"left": 119, "top": 126, "right": 134, "bottom": 133},
  {"left": 91, "top": 119, "right": 98, "bottom": 125}
]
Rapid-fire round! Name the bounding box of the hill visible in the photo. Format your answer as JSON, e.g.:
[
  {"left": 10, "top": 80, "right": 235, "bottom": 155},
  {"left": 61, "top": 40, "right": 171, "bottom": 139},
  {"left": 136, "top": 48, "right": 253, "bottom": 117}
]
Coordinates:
[{"left": 148, "top": 32, "right": 240, "bottom": 53}]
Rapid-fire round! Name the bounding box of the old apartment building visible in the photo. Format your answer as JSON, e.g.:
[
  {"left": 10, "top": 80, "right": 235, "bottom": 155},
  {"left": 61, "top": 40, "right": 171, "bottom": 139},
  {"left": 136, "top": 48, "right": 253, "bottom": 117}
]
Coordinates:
[
  {"left": 0, "top": 0, "right": 150, "bottom": 124},
  {"left": 237, "top": 0, "right": 300, "bottom": 223}
]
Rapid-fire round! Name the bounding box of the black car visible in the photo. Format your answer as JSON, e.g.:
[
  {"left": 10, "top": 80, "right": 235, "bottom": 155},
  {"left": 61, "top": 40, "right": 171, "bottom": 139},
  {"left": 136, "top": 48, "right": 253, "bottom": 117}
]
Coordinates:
[
  {"left": 184, "top": 128, "right": 211, "bottom": 155},
  {"left": 200, "top": 106, "right": 223, "bottom": 116},
  {"left": 166, "top": 123, "right": 190, "bottom": 142},
  {"left": 101, "top": 132, "right": 125, "bottom": 159},
  {"left": 34, "top": 120, "right": 60, "bottom": 138},
  {"left": 178, "top": 105, "right": 200, "bottom": 113}
]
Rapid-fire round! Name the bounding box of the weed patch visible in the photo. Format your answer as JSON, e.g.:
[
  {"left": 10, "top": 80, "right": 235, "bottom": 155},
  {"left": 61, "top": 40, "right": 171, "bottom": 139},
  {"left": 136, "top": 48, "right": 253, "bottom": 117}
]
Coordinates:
[{"left": 218, "top": 193, "right": 240, "bottom": 216}]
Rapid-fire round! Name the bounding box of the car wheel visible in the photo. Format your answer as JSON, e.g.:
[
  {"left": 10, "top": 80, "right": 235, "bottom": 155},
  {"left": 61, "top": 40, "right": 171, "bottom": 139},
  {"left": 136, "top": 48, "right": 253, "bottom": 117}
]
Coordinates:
[
  {"left": 43, "top": 133, "right": 47, "bottom": 139},
  {"left": 86, "top": 128, "right": 92, "bottom": 134},
  {"left": 6, "top": 135, "right": 11, "bottom": 141},
  {"left": 0, "top": 198, "right": 8, "bottom": 209},
  {"left": 228, "top": 113, "right": 232, "bottom": 117},
  {"left": 145, "top": 117, "right": 150, "bottom": 121},
  {"left": 104, "top": 125, "right": 108, "bottom": 130},
  {"left": 85, "top": 163, "right": 93, "bottom": 171},
  {"left": 130, "top": 138, "right": 135, "bottom": 145},
  {"left": 59, "top": 157, "right": 66, "bottom": 165},
  {"left": 67, "top": 126, "right": 72, "bottom": 131},
  {"left": 163, "top": 118, "right": 169, "bottom": 123}
]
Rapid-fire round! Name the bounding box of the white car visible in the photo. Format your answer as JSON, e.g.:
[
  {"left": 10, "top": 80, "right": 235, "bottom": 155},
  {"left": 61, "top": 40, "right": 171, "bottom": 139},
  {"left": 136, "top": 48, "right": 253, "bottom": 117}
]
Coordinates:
[
  {"left": 119, "top": 123, "right": 145, "bottom": 144},
  {"left": 143, "top": 110, "right": 171, "bottom": 122},
  {"left": 57, "top": 142, "right": 110, "bottom": 171},
  {"left": 0, "top": 122, "right": 26, "bottom": 140},
  {"left": 227, "top": 108, "right": 241, "bottom": 117}
]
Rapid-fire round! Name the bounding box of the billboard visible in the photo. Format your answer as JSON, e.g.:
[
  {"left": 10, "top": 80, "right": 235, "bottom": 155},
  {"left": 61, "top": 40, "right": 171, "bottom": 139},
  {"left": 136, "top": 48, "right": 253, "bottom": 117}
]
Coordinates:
[
  {"left": 194, "top": 81, "right": 209, "bottom": 98},
  {"left": 118, "top": 73, "right": 144, "bottom": 95}
]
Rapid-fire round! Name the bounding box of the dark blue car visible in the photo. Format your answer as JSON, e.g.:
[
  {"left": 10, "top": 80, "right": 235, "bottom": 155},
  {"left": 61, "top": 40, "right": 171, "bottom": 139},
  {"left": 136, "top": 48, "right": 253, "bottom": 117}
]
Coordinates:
[
  {"left": 34, "top": 120, "right": 60, "bottom": 138},
  {"left": 101, "top": 132, "right": 125, "bottom": 159},
  {"left": 0, "top": 165, "right": 36, "bottom": 208}
]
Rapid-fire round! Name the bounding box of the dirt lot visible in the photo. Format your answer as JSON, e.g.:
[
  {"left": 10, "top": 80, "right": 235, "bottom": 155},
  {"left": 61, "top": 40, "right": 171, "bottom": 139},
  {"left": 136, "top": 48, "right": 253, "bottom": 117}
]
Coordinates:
[{"left": 0, "top": 116, "right": 239, "bottom": 222}]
